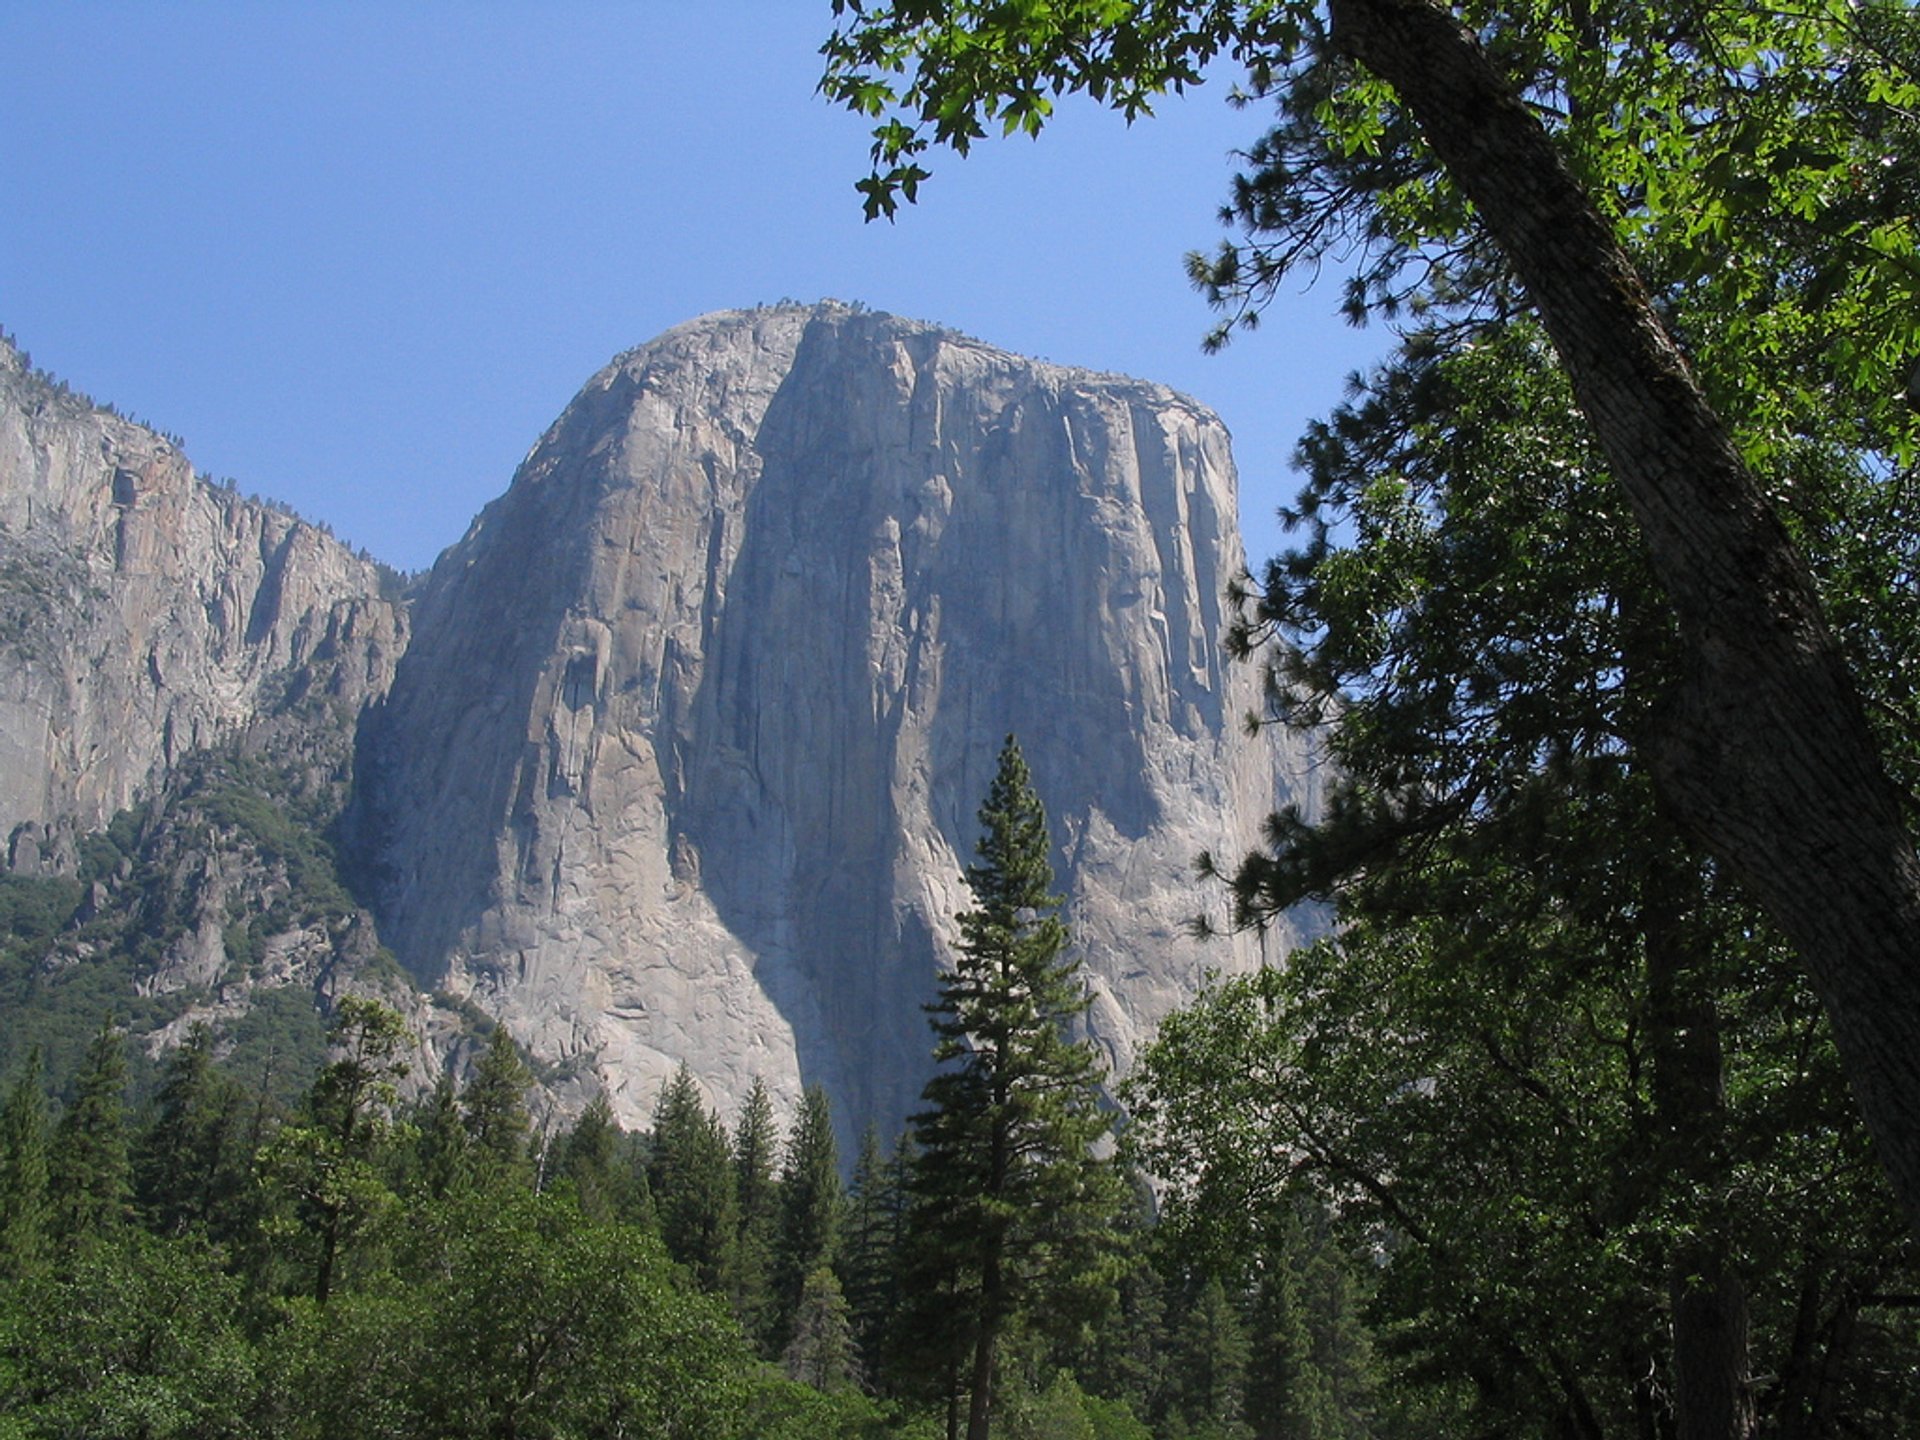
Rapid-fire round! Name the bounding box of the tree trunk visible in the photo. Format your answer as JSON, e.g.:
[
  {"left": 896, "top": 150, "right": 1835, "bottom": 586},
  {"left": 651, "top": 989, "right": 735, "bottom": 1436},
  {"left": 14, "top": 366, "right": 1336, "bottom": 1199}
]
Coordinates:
[
  {"left": 968, "top": 1255, "right": 1000, "bottom": 1440},
  {"left": 1643, "top": 857, "right": 1756, "bottom": 1440},
  {"left": 1327, "top": 0, "right": 1920, "bottom": 1233}
]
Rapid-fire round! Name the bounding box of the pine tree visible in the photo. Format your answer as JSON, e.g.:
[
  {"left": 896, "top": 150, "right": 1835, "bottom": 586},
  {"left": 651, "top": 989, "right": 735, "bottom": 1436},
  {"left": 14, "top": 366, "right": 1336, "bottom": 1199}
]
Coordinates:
[
  {"left": 258, "top": 995, "right": 410, "bottom": 1302},
  {"left": 773, "top": 1084, "right": 842, "bottom": 1351},
  {"left": 840, "top": 1123, "right": 901, "bottom": 1377},
  {"left": 901, "top": 734, "right": 1127, "bottom": 1440},
  {"left": 783, "top": 1264, "right": 861, "bottom": 1392},
  {"left": 0, "top": 1048, "right": 51, "bottom": 1280},
  {"left": 1168, "top": 1275, "right": 1252, "bottom": 1439},
  {"left": 462, "top": 1024, "right": 533, "bottom": 1185},
  {"left": 49, "top": 1018, "right": 132, "bottom": 1244},
  {"left": 731, "top": 1077, "right": 781, "bottom": 1346},
  {"left": 559, "top": 1090, "right": 627, "bottom": 1223},
  {"left": 646, "top": 1063, "right": 737, "bottom": 1293},
  {"left": 134, "top": 1023, "right": 244, "bottom": 1238},
  {"left": 409, "top": 1072, "right": 473, "bottom": 1200}
]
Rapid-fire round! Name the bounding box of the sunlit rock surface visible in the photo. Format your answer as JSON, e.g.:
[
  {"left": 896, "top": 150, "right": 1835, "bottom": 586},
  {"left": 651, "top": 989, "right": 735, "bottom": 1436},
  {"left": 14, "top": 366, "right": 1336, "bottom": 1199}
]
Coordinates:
[
  {"left": 359, "top": 303, "right": 1319, "bottom": 1136},
  {"left": 0, "top": 336, "right": 406, "bottom": 874}
]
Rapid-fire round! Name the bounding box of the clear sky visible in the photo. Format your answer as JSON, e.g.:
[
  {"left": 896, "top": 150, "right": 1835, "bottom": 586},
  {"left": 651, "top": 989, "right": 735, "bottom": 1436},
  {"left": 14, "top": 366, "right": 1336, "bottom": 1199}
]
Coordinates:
[{"left": 1, "top": 3, "right": 1387, "bottom": 575}]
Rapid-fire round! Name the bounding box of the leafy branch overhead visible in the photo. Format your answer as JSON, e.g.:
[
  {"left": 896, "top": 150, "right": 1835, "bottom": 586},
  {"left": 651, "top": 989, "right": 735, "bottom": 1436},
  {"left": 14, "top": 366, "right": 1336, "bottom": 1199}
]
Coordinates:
[{"left": 826, "top": 0, "right": 1920, "bottom": 1243}]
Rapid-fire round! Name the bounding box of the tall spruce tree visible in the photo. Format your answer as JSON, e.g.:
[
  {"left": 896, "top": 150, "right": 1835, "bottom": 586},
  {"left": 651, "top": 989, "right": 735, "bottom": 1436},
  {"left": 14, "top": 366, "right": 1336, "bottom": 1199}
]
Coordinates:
[
  {"left": 134, "top": 1022, "right": 244, "bottom": 1239},
  {"left": 647, "top": 1063, "right": 738, "bottom": 1294},
  {"left": 49, "top": 1018, "right": 131, "bottom": 1244},
  {"left": 462, "top": 1024, "right": 534, "bottom": 1186},
  {"left": 731, "top": 1077, "right": 781, "bottom": 1346},
  {"left": 901, "top": 734, "right": 1126, "bottom": 1440},
  {"left": 839, "top": 1123, "right": 901, "bottom": 1378},
  {"left": 0, "top": 1048, "right": 51, "bottom": 1280},
  {"left": 773, "top": 1084, "right": 842, "bottom": 1352}
]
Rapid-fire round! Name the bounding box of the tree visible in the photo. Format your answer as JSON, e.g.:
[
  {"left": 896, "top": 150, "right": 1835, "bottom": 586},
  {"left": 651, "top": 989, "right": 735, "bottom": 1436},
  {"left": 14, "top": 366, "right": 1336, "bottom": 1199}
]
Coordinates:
[
  {"left": 732, "top": 1076, "right": 783, "bottom": 1345},
  {"left": 406, "top": 1072, "right": 472, "bottom": 1201},
  {"left": 461, "top": 1023, "right": 534, "bottom": 1186},
  {"left": 558, "top": 1089, "right": 631, "bottom": 1224},
  {"left": 0, "top": 1047, "right": 50, "bottom": 1280},
  {"left": 899, "top": 734, "right": 1127, "bottom": 1440},
  {"left": 1164, "top": 1274, "right": 1252, "bottom": 1440},
  {"left": 839, "top": 1124, "right": 904, "bottom": 1378},
  {"left": 0, "top": 1229, "right": 257, "bottom": 1440},
  {"left": 49, "top": 1016, "right": 131, "bottom": 1244},
  {"left": 820, "top": 0, "right": 1920, "bottom": 1234},
  {"left": 1126, "top": 934, "right": 1920, "bottom": 1435},
  {"left": 135, "top": 1022, "right": 245, "bottom": 1239},
  {"left": 258, "top": 995, "right": 411, "bottom": 1303},
  {"left": 648, "top": 1063, "right": 739, "bottom": 1294},
  {"left": 773, "top": 1085, "right": 843, "bottom": 1352},
  {"left": 783, "top": 1264, "right": 861, "bottom": 1392}
]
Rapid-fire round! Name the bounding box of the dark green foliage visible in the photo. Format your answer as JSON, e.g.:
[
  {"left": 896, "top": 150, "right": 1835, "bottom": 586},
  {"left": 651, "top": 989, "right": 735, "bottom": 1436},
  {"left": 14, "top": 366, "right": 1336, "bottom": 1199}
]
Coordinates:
[
  {"left": 48, "top": 1017, "right": 132, "bottom": 1243},
  {"left": 0, "top": 1228, "right": 257, "bottom": 1440},
  {"left": 649, "top": 1063, "right": 740, "bottom": 1294},
  {"left": 1241, "top": 1207, "right": 1377, "bottom": 1440},
  {"left": 741, "top": 1371, "right": 914, "bottom": 1440},
  {"left": 1164, "top": 1276, "right": 1251, "bottom": 1440},
  {"left": 406, "top": 1073, "right": 471, "bottom": 1200},
  {"left": 899, "top": 735, "right": 1127, "bottom": 1438},
  {"left": 0, "top": 1047, "right": 51, "bottom": 1280},
  {"left": 258, "top": 1189, "right": 751, "bottom": 1440},
  {"left": 216, "top": 986, "right": 332, "bottom": 1118},
  {"left": 257, "top": 996, "right": 409, "bottom": 1303},
  {"left": 461, "top": 1023, "right": 534, "bottom": 1184},
  {"left": 556, "top": 1089, "right": 634, "bottom": 1223},
  {"left": 733, "top": 1077, "right": 782, "bottom": 1345},
  {"left": 773, "top": 1085, "right": 842, "bottom": 1352},
  {"left": 839, "top": 1124, "right": 906, "bottom": 1375},
  {"left": 134, "top": 1022, "right": 248, "bottom": 1240}
]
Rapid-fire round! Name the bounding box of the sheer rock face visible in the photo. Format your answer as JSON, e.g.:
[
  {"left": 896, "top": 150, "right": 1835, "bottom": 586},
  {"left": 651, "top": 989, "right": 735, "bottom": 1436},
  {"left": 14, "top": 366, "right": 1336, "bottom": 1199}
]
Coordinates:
[
  {"left": 0, "top": 337, "right": 407, "bottom": 874},
  {"left": 362, "top": 304, "right": 1318, "bottom": 1135}
]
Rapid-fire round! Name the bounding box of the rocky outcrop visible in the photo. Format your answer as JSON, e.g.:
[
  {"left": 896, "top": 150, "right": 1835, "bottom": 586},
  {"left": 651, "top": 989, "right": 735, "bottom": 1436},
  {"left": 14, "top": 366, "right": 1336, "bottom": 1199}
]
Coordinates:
[
  {"left": 0, "top": 335, "right": 407, "bottom": 874},
  {"left": 360, "top": 303, "right": 1318, "bottom": 1137}
]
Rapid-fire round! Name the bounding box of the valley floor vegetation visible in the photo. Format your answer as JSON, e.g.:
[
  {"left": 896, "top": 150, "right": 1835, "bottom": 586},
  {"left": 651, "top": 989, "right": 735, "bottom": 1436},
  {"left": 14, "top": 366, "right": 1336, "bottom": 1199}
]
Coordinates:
[
  {"left": 0, "top": 740, "right": 1384, "bottom": 1440},
  {"left": 4, "top": 736, "right": 1915, "bottom": 1439}
]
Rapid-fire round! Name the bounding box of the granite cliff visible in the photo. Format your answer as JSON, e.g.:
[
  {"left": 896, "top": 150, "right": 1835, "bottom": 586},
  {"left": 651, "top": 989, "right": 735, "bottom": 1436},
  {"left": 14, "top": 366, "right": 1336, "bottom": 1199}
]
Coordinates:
[
  {"left": 357, "top": 303, "right": 1318, "bottom": 1135},
  {"left": 0, "top": 333, "right": 416, "bottom": 1084},
  {"left": 0, "top": 308, "right": 1315, "bottom": 1134},
  {"left": 0, "top": 335, "right": 405, "bottom": 875}
]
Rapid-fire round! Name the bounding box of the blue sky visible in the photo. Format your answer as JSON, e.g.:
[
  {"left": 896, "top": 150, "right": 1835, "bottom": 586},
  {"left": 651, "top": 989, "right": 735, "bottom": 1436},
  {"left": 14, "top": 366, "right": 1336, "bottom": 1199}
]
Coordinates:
[{"left": 1, "top": 3, "right": 1387, "bottom": 574}]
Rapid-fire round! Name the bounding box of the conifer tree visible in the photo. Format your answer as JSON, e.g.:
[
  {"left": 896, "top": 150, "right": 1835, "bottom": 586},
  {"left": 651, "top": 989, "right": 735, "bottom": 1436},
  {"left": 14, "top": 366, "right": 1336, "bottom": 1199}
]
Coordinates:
[
  {"left": 49, "top": 1017, "right": 131, "bottom": 1243},
  {"left": 1168, "top": 1275, "right": 1252, "bottom": 1440},
  {"left": 462, "top": 1024, "right": 534, "bottom": 1185},
  {"left": 647, "top": 1064, "right": 737, "bottom": 1293},
  {"left": 258, "top": 995, "right": 410, "bottom": 1302},
  {"left": 773, "top": 1084, "right": 841, "bottom": 1350},
  {"left": 783, "top": 1265, "right": 860, "bottom": 1392},
  {"left": 559, "top": 1090, "right": 627, "bottom": 1223},
  {"left": 839, "top": 1123, "right": 901, "bottom": 1376},
  {"left": 0, "top": 1048, "right": 51, "bottom": 1280},
  {"left": 731, "top": 1077, "right": 781, "bottom": 1345},
  {"left": 901, "top": 734, "right": 1126, "bottom": 1440},
  {"left": 135, "top": 1023, "right": 243, "bottom": 1238},
  {"left": 410, "top": 1072, "right": 473, "bottom": 1200}
]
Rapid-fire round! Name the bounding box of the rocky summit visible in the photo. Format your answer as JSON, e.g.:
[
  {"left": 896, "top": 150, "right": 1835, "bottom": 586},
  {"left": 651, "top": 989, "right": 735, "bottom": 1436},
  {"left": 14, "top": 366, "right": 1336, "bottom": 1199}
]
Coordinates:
[{"left": 0, "top": 305, "right": 1318, "bottom": 1138}]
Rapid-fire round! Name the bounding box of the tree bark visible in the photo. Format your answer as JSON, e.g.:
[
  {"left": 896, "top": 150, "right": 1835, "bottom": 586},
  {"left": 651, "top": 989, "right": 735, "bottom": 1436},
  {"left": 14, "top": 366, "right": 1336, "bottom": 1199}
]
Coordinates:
[
  {"left": 967, "top": 1255, "right": 1000, "bottom": 1440},
  {"left": 1643, "top": 857, "right": 1756, "bottom": 1440},
  {"left": 1326, "top": 0, "right": 1920, "bottom": 1233}
]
